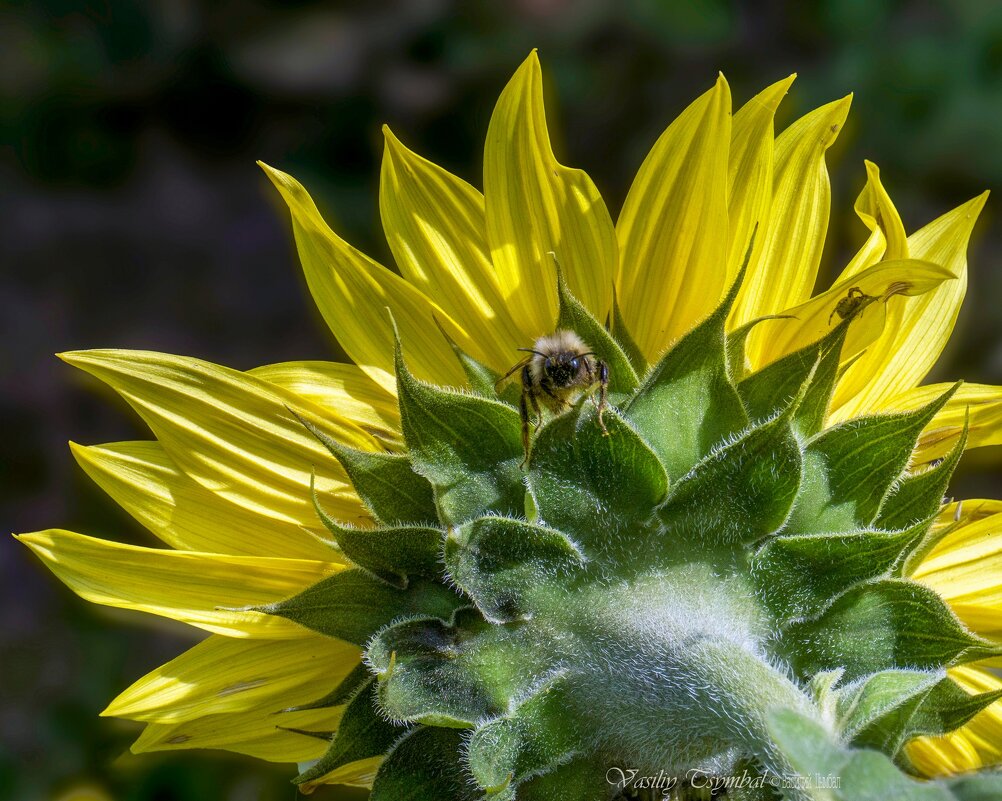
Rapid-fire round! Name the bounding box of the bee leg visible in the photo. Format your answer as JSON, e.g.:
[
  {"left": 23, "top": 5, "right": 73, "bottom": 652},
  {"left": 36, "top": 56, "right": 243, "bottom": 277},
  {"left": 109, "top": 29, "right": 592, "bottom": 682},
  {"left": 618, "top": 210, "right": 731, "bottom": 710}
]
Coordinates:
[
  {"left": 595, "top": 360, "right": 609, "bottom": 436},
  {"left": 519, "top": 364, "right": 538, "bottom": 467}
]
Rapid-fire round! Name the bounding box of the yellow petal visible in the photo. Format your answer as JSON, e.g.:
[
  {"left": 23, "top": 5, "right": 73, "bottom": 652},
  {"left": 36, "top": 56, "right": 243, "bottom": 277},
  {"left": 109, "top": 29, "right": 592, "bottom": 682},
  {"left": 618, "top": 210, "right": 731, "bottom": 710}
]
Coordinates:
[
  {"left": 132, "top": 704, "right": 342, "bottom": 763},
  {"left": 912, "top": 510, "right": 1002, "bottom": 639},
  {"left": 747, "top": 259, "right": 955, "bottom": 369},
  {"left": 300, "top": 755, "right": 383, "bottom": 793},
  {"left": 617, "top": 74, "right": 731, "bottom": 358},
  {"left": 379, "top": 127, "right": 526, "bottom": 368},
  {"left": 60, "top": 349, "right": 367, "bottom": 528},
  {"left": 104, "top": 634, "right": 358, "bottom": 723},
  {"left": 16, "top": 529, "right": 339, "bottom": 638},
  {"left": 260, "top": 162, "right": 468, "bottom": 391},
  {"left": 726, "top": 75, "right": 795, "bottom": 294},
  {"left": 737, "top": 95, "right": 852, "bottom": 360},
  {"left": 879, "top": 383, "right": 1002, "bottom": 464},
  {"left": 906, "top": 665, "right": 1002, "bottom": 776},
  {"left": 71, "top": 441, "right": 334, "bottom": 559},
  {"left": 833, "top": 192, "right": 989, "bottom": 418},
  {"left": 248, "top": 360, "right": 402, "bottom": 447},
  {"left": 484, "top": 51, "right": 618, "bottom": 335}
]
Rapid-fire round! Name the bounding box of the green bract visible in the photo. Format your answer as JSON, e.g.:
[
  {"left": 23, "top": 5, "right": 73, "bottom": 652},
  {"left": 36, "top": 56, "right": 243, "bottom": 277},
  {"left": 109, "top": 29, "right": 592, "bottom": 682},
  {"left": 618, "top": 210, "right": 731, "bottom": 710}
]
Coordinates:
[{"left": 261, "top": 274, "right": 1002, "bottom": 800}]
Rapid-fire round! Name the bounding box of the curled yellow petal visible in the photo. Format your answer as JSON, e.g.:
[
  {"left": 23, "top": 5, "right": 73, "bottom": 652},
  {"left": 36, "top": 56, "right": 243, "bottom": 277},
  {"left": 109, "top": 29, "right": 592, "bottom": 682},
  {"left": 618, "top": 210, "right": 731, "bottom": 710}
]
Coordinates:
[
  {"left": 881, "top": 383, "right": 1002, "bottom": 464},
  {"left": 748, "top": 259, "right": 955, "bottom": 370},
  {"left": 484, "top": 51, "right": 618, "bottom": 335},
  {"left": 726, "top": 75, "right": 794, "bottom": 291},
  {"left": 16, "top": 529, "right": 340, "bottom": 638},
  {"left": 104, "top": 634, "right": 358, "bottom": 723},
  {"left": 839, "top": 160, "right": 909, "bottom": 278},
  {"left": 71, "top": 441, "right": 335, "bottom": 560},
  {"left": 380, "top": 127, "right": 525, "bottom": 368},
  {"left": 249, "top": 360, "right": 402, "bottom": 447},
  {"left": 734, "top": 95, "right": 852, "bottom": 352},
  {"left": 833, "top": 192, "right": 989, "bottom": 418},
  {"left": 132, "top": 703, "right": 342, "bottom": 763},
  {"left": 260, "top": 162, "right": 468, "bottom": 391},
  {"left": 617, "top": 73, "right": 731, "bottom": 358},
  {"left": 60, "top": 349, "right": 367, "bottom": 528}
]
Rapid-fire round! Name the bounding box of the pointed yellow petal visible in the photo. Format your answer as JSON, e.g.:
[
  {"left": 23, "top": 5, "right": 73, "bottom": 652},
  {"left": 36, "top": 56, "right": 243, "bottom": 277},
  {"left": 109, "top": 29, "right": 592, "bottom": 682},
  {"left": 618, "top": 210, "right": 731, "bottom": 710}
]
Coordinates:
[
  {"left": 104, "top": 634, "right": 358, "bottom": 723},
  {"left": 747, "top": 259, "right": 954, "bottom": 369},
  {"left": 485, "top": 51, "right": 618, "bottom": 335},
  {"left": 879, "top": 383, "right": 1002, "bottom": 464},
  {"left": 726, "top": 75, "right": 794, "bottom": 296},
  {"left": 248, "top": 360, "right": 402, "bottom": 447},
  {"left": 132, "top": 704, "right": 342, "bottom": 763},
  {"left": 906, "top": 665, "right": 1002, "bottom": 776},
  {"left": 617, "top": 74, "right": 731, "bottom": 358},
  {"left": 380, "top": 127, "right": 526, "bottom": 367},
  {"left": 17, "top": 529, "right": 339, "bottom": 638},
  {"left": 737, "top": 95, "right": 852, "bottom": 360},
  {"left": 832, "top": 193, "right": 989, "bottom": 417},
  {"left": 912, "top": 510, "right": 1002, "bottom": 639},
  {"left": 71, "top": 441, "right": 335, "bottom": 559},
  {"left": 260, "top": 162, "right": 468, "bottom": 391},
  {"left": 60, "top": 349, "right": 367, "bottom": 528}
]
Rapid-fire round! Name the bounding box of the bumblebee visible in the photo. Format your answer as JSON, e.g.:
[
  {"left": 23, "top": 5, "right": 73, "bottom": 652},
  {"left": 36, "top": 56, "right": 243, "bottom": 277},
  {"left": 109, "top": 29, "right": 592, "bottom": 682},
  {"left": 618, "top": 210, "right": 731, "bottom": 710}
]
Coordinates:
[{"left": 497, "top": 330, "right": 609, "bottom": 463}]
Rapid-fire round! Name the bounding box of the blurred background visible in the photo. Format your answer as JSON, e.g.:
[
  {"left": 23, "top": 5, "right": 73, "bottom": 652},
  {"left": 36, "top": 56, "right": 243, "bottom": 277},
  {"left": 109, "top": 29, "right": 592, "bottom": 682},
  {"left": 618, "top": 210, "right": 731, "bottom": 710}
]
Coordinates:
[{"left": 2, "top": 1, "right": 1000, "bottom": 799}]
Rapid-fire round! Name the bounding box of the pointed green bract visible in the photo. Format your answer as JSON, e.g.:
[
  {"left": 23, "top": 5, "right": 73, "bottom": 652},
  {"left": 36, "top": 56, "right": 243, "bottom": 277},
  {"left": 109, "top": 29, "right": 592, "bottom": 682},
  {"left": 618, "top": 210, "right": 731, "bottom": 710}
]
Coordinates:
[
  {"left": 624, "top": 272, "right": 749, "bottom": 479},
  {"left": 659, "top": 405, "right": 802, "bottom": 547},
  {"left": 395, "top": 338, "right": 525, "bottom": 525},
  {"left": 787, "top": 383, "right": 960, "bottom": 533},
  {"left": 837, "top": 670, "right": 1002, "bottom": 761},
  {"left": 610, "top": 285, "right": 648, "bottom": 378},
  {"left": 260, "top": 569, "right": 463, "bottom": 647},
  {"left": 527, "top": 404, "right": 668, "bottom": 547},
  {"left": 444, "top": 516, "right": 584, "bottom": 622},
  {"left": 785, "top": 579, "right": 1002, "bottom": 681},
  {"left": 295, "top": 678, "right": 403, "bottom": 787},
  {"left": 298, "top": 412, "right": 438, "bottom": 525},
  {"left": 312, "top": 476, "right": 442, "bottom": 588},
  {"left": 751, "top": 517, "right": 930, "bottom": 620}
]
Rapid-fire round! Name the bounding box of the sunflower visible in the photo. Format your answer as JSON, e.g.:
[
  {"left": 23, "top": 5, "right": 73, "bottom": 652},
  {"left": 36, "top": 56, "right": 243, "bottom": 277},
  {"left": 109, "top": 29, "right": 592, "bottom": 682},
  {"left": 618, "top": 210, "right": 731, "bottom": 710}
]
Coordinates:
[{"left": 18, "top": 52, "right": 1002, "bottom": 799}]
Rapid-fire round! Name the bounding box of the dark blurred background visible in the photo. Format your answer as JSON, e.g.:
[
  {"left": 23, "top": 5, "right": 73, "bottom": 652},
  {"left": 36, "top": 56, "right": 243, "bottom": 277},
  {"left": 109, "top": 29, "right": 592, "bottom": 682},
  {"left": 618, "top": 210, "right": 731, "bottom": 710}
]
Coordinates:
[{"left": 2, "top": 1, "right": 1000, "bottom": 799}]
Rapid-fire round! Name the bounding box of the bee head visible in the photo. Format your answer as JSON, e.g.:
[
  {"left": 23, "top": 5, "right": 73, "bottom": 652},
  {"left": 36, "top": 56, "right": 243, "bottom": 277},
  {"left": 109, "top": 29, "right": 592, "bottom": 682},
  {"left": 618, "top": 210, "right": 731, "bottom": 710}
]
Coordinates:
[{"left": 543, "top": 352, "right": 586, "bottom": 387}]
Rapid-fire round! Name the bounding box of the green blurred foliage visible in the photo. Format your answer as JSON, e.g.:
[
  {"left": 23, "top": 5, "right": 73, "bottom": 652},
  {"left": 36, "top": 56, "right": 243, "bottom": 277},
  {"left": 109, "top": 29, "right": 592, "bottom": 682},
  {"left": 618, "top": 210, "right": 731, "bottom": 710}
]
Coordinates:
[{"left": 2, "top": 1, "right": 999, "bottom": 799}]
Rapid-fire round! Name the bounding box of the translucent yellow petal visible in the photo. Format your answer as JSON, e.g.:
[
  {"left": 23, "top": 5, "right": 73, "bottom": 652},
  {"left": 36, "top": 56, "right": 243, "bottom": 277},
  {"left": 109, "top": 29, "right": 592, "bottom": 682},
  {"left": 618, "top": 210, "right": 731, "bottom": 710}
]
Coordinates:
[
  {"left": 260, "top": 162, "right": 468, "bottom": 391},
  {"left": 747, "top": 259, "right": 954, "bottom": 370},
  {"left": 906, "top": 665, "right": 1002, "bottom": 776},
  {"left": 832, "top": 193, "right": 989, "bottom": 418},
  {"left": 617, "top": 74, "right": 731, "bottom": 358},
  {"left": 104, "top": 634, "right": 358, "bottom": 723},
  {"left": 248, "top": 360, "right": 402, "bottom": 448},
  {"left": 837, "top": 160, "right": 909, "bottom": 278},
  {"left": 60, "top": 349, "right": 367, "bottom": 528},
  {"left": 133, "top": 704, "right": 342, "bottom": 763},
  {"left": 71, "top": 441, "right": 335, "bottom": 560},
  {"left": 16, "top": 529, "right": 339, "bottom": 638},
  {"left": 484, "top": 51, "right": 618, "bottom": 335},
  {"left": 301, "top": 755, "right": 383, "bottom": 792},
  {"left": 912, "top": 510, "right": 1002, "bottom": 639},
  {"left": 379, "top": 127, "right": 526, "bottom": 368},
  {"left": 725, "top": 75, "right": 794, "bottom": 300},
  {"left": 879, "top": 383, "right": 1002, "bottom": 464},
  {"left": 735, "top": 95, "right": 852, "bottom": 353}
]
